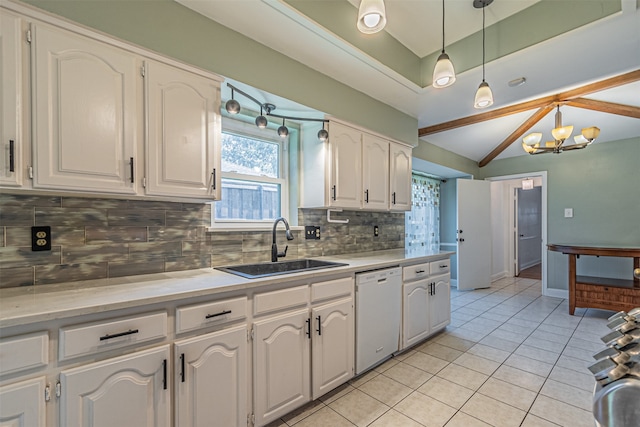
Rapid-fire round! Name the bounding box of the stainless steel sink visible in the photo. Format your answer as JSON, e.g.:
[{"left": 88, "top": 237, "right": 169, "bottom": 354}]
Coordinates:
[{"left": 216, "top": 259, "right": 348, "bottom": 279}]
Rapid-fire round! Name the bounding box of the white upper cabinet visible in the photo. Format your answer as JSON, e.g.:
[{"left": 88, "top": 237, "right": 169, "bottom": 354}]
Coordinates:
[
  {"left": 328, "top": 121, "right": 362, "bottom": 209},
  {"left": 362, "top": 133, "right": 389, "bottom": 210},
  {"left": 145, "top": 60, "right": 221, "bottom": 199},
  {"left": 390, "top": 143, "right": 412, "bottom": 211},
  {"left": 0, "top": 11, "right": 24, "bottom": 187},
  {"left": 31, "top": 22, "right": 138, "bottom": 194}
]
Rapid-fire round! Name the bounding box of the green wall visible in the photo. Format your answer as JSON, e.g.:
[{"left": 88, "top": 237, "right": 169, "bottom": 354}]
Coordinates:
[
  {"left": 413, "top": 140, "right": 480, "bottom": 177},
  {"left": 480, "top": 137, "right": 640, "bottom": 290},
  {"left": 23, "top": 0, "right": 418, "bottom": 146}
]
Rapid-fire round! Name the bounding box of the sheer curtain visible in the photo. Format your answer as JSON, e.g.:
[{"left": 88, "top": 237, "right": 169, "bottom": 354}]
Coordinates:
[{"left": 405, "top": 174, "right": 440, "bottom": 252}]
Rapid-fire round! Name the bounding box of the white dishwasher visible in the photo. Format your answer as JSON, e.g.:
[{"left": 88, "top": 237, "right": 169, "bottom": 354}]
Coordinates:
[{"left": 355, "top": 266, "right": 402, "bottom": 375}]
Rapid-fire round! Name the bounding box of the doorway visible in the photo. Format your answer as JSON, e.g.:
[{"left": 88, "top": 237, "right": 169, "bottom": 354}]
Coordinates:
[{"left": 515, "top": 186, "right": 542, "bottom": 279}]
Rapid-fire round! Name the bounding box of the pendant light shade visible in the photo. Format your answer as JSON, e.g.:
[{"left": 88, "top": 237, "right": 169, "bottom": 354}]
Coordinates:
[
  {"left": 255, "top": 107, "right": 268, "bottom": 128},
  {"left": 432, "top": 0, "right": 456, "bottom": 88},
  {"left": 225, "top": 88, "right": 241, "bottom": 114},
  {"left": 474, "top": 81, "right": 494, "bottom": 108},
  {"left": 317, "top": 122, "right": 329, "bottom": 142},
  {"left": 357, "top": 0, "right": 387, "bottom": 34},
  {"left": 277, "top": 118, "right": 289, "bottom": 138}
]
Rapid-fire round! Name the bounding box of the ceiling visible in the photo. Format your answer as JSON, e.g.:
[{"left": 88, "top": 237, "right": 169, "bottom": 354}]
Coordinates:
[{"left": 177, "top": 0, "right": 640, "bottom": 167}]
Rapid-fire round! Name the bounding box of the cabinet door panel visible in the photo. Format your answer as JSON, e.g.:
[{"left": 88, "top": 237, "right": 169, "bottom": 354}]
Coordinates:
[
  {"left": 328, "top": 122, "right": 361, "bottom": 208},
  {"left": 145, "top": 60, "right": 220, "bottom": 199},
  {"left": 362, "top": 134, "right": 389, "bottom": 210},
  {"left": 254, "top": 309, "right": 310, "bottom": 426},
  {"left": 0, "top": 377, "right": 46, "bottom": 427},
  {"left": 403, "top": 280, "right": 430, "bottom": 349},
  {"left": 60, "top": 345, "right": 170, "bottom": 427},
  {"left": 175, "top": 325, "right": 247, "bottom": 427},
  {"left": 390, "top": 144, "right": 412, "bottom": 211},
  {"left": 429, "top": 275, "right": 451, "bottom": 334},
  {"left": 32, "top": 23, "right": 137, "bottom": 194},
  {"left": 312, "top": 298, "right": 353, "bottom": 399}
]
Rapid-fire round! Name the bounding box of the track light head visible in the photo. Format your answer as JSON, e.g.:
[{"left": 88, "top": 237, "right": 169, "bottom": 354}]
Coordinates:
[
  {"left": 278, "top": 118, "right": 289, "bottom": 138},
  {"left": 317, "top": 127, "right": 329, "bottom": 142}
]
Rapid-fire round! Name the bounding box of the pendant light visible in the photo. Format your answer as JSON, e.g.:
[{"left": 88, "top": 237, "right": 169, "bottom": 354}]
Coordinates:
[
  {"left": 277, "top": 118, "right": 289, "bottom": 138},
  {"left": 317, "top": 122, "right": 329, "bottom": 142},
  {"left": 225, "top": 87, "right": 241, "bottom": 114},
  {"left": 473, "top": 0, "right": 494, "bottom": 109},
  {"left": 357, "top": 0, "right": 387, "bottom": 34},
  {"left": 432, "top": 0, "right": 456, "bottom": 88},
  {"left": 255, "top": 106, "right": 268, "bottom": 129}
]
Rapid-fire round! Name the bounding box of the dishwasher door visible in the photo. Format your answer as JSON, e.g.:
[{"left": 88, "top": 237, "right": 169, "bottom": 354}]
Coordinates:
[{"left": 355, "top": 267, "right": 402, "bottom": 375}]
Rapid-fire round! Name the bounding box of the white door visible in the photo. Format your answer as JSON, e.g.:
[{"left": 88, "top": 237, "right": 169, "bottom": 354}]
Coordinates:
[
  {"left": 328, "top": 122, "right": 362, "bottom": 208},
  {"left": 402, "top": 280, "right": 430, "bottom": 349},
  {"left": 457, "top": 179, "right": 492, "bottom": 290},
  {"left": 60, "top": 345, "right": 170, "bottom": 427},
  {"left": 429, "top": 275, "right": 451, "bottom": 333},
  {"left": 253, "top": 309, "right": 310, "bottom": 426},
  {"left": 362, "top": 134, "right": 389, "bottom": 210},
  {"left": 311, "top": 298, "right": 354, "bottom": 399},
  {"left": 390, "top": 144, "right": 412, "bottom": 211},
  {"left": 516, "top": 187, "right": 542, "bottom": 275},
  {"left": 0, "top": 11, "right": 23, "bottom": 187},
  {"left": 145, "top": 60, "right": 221, "bottom": 199},
  {"left": 31, "top": 23, "right": 138, "bottom": 194},
  {"left": 174, "top": 325, "right": 247, "bottom": 427},
  {"left": 0, "top": 377, "right": 47, "bottom": 427}
]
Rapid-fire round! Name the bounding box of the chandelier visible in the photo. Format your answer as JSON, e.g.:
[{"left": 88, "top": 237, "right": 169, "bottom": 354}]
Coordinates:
[{"left": 522, "top": 105, "right": 600, "bottom": 154}]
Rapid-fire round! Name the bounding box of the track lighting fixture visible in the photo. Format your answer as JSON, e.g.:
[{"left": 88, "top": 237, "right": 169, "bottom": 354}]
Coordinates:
[
  {"left": 433, "top": 0, "right": 456, "bottom": 88},
  {"left": 225, "top": 83, "right": 328, "bottom": 141},
  {"left": 474, "top": 0, "right": 494, "bottom": 109}
]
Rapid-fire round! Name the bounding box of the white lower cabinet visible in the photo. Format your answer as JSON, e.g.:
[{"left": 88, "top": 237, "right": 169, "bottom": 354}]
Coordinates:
[
  {"left": 59, "top": 345, "right": 171, "bottom": 427},
  {"left": 429, "top": 274, "right": 451, "bottom": 334},
  {"left": 253, "top": 309, "right": 311, "bottom": 427},
  {"left": 0, "top": 376, "right": 47, "bottom": 427},
  {"left": 174, "top": 325, "right": 247, "bottom": 427},
  {"left": 402, "top": 279, "right": 431, "bottom": 349}
]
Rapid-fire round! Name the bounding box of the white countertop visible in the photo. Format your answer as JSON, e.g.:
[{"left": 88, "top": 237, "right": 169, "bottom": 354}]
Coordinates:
[{"left": 0, "top": 249, "right": 452, "bottom": 329}]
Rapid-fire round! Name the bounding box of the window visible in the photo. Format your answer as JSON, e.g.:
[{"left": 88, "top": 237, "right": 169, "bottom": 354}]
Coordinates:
[
  {"left": 405, "top": 174, "right": 440, "bottom": 251},
  {"left": 213, "top": 119, "right": 289, "bottom": 226}
]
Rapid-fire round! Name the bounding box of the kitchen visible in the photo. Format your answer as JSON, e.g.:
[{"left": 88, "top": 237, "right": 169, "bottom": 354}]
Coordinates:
[{"left": 1, "top": 0, "right": 640, "bottom": 426}]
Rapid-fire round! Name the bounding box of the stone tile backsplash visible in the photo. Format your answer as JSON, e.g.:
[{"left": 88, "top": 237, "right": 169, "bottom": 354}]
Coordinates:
[{"left": 0, "top": 194, "right": 405, "bottom": 288}]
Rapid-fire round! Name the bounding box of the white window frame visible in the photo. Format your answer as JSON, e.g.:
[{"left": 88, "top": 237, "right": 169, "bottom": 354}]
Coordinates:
[{"left": 210, "top": 117, "right": 289, "bottom": 230}]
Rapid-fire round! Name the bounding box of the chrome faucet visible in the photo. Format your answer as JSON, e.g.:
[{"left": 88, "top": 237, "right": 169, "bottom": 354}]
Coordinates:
[{"left": 272, "top": 217, "right": 294, "bottom": 262}]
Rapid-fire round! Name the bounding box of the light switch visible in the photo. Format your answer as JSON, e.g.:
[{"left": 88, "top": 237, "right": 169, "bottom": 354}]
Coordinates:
[{"left": 564, "top": 208, "right": 573, "bottom": 218}]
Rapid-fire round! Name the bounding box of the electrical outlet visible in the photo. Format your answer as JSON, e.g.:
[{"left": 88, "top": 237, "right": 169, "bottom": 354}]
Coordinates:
[
  {"left": 31, "top": 226, "right": 52, "bottom": 251},
  {"left": 374, "top": 225, "right": 379, "bottom": 237},
  {"left": 305, "top": 226, "right": 321, "bottom": 240},
  {"left": 564, "top": 208, "right": 573, "bottom": 218}
]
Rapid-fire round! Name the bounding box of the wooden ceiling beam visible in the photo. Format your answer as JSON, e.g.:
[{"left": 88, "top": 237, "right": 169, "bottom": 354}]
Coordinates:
[
  {"left": 478, "top": 105, "right": 556, "bottom": 168},
  {"left": 565, "top": 98, "right": 640, "bottom": 119},
  {"left": 418, "top": 69, "right": 640, "bottom": 137}
]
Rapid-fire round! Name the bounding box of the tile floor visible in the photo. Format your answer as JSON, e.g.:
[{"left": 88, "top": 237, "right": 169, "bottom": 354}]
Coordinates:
[{"left": 266, "top": 276, "right": 612, "bottom": 427}]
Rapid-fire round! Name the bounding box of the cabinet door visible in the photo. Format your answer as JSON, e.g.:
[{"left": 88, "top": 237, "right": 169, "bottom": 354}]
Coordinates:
[
  {"left": 362, "top": 134, "right": 389, "bottom": 210},
  {"left": 311, "top": 298, "right": 353, "bottom": 400},
  {"left": 60, "top": 345, "right": 170, "bottom": 427},
  {"left": 390, "top": 143, "right": 412, "bottom": 211},
  {"left": 145, "top": 60, "right": 221, "bottom": 199},
  {"left": 31, "top": 23, "right": 138, "bottom": 194},
  {"left": 0, "top": 376, "right": 46, "bottom": 427},
  {"left": 254, "top": 309, "right": 310, "bottom": 426},
  {"left": 403, "top": 280, "right": 430, "bottom": 349},
  {"left": 328, "top": 122, "right": 362, "bottom": 209},
  {"left": 429, "top": 275, "right": 451, "bottom": 334},
  {"left": 174, "top": 325, "right": 247, "bottom": 427},
  {"left": 0, "top": 11, "right": 23, "bottom": 187}
]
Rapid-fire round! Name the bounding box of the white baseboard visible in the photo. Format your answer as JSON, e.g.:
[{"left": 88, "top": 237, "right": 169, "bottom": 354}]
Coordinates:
[
  {"left": 520, "top": 260, "right": 541, "bottom": 270},
  {"left": 544, "top": 288, "right": 569, "bottom": 299},
  {"left": 491, "top": 271, "right": 509, "bottom": 281},
  {"left": 450, "top": 279, "right": 458, "bottom": 288}
]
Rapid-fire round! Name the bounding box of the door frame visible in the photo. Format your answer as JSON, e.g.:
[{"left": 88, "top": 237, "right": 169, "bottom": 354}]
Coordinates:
[{"left": 485, "top": 171, "right": 558, "bottom": 298}]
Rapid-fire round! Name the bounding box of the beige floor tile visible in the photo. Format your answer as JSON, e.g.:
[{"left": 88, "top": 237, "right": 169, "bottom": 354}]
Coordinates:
[
  {"left": 394, "top": 391, "right": 456, "bottom": 427},
  {"left": 461, "top": 393, "right": 526, "bottom": 427},
  {"left": 328, "top": 389, "right": 389, "bottom": 427},
  {"left": 418, "top": 342, "right": 464, "bottom": 362},
  {"left": 504, "top": 353, "right": 554, "bottom": 377},
  {"left": 290, "top": 407, "right": 354, "bottom": 427},
  {"left": 487, "top": 328, "right": 527, "bottom": 344},
  {"left": 520, "top": 414, "right": 561, "bottom": 427},
  {"left": 435, "top": 334, "right": 477, "bottom": 352},
  {"left": 478, "top": 335, "right": 520, "bottom": 352},
  {"left": 281, "top": 400, "right": 326, "bottom": 425},
  {"left": 417, "top": 376, "right": 474, "bottom": 409},
  {"left": 547, "top": 366, "right": 595, "bottom": 392},
  {"left": 529, "top": 395, "right": 594, "bottom": 427},
  {"left": 445, "top": 327, "right": 486, "bottom": 342},
  {"left": 539, "top": 379, "right": 593, "bottom": 411},
  {"left": 373, "top": 358, "right": 400, "bottom": 373},
  {"left": 403, "top": 351, "right": 450, "bottom": 374},
  {"left": 436, "top": 363, "right": 489, "bottom": 391},
  {"left": 349, "top": 369, "right": 379, "bottom": 388},
  {"left": 466, "top": 343, "right": 511, "bottom": 363},
  {"left": 515, "top": 344, "right": 560, "bottom": 364},
  {"left": 368, "top": 409, "right": 424, "bottom": 427},
  {"left": 264, "top": 419, "right": 288, "bottom": 427},
  {"left": 358, "top": 374, "right": 413, "bottom": 407},
  {"left": 382, "top": 362, "right": 433, "bottom": 389},
  {"left": 393, "top": 349, "right": 417, "bottom": 361},
  {"left": 319, "top": 383, "right": 355, "bottom": 404},
  {"left": 444, "top": 411, "right": 493, "bottom": 427},
  {"left": 477, "top": 377, "right": 537, "bottom": 411},
  {"left": 492, "top": 365, "right": 545, "bottom": 392},
  {"left": 452, "top": 352, "right": 500, "bottom": 376},
  {"left": 523, "top": 336, "right": 566, "bottom": 353}
]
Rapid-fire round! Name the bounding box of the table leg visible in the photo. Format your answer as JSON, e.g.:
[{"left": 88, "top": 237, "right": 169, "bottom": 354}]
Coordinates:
[{"left": 569, "top": 254, "right": 576, "bottom": 315}]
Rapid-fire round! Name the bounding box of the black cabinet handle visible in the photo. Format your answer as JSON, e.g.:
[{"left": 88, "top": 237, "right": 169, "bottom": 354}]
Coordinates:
[
  {"left": 205, "top": 309, "right": 231, "bottom": 319},
  {"left": 99, "top": 329, "right": 139, "bottom": 341},
  {"left": 129, "top": 157, "right": 134, "bottom": 183},
  {"left": 316, "top": 315, "right": 322, "bottom": 336},
  {"left": 415, "top": 269, "right": 425, "bottom": 274},
  {"left": 162, "top": 359, "right": 168, "bottom": 390},
  {"left": 365, "top": 189, "right": 369, "bottom": 203},
  {"left": 9, "top": 140, "right": 15, "bottom": 172},
  {"left": 211, "top": 168, "right": 216, "bottom": 190},
  {"left": 439, "top": 265, "right": 448, "bottom": 269},
  {"left": 332, "top": 185, "right": 336, "bottom": 201},
  {"left": 306, "top": 318, "right": 311, "bottom": 339},
  {"left": 392, "top": 192, "right": 396, "bottom": 205},
  {"left": 180, "top": 353, "right": 185, "bottom": 383}
]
